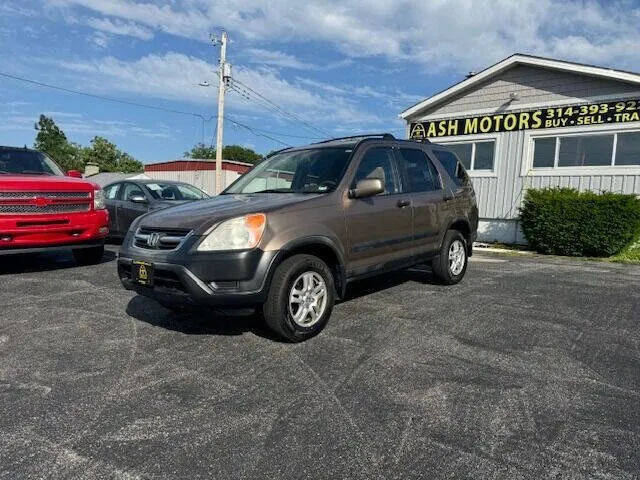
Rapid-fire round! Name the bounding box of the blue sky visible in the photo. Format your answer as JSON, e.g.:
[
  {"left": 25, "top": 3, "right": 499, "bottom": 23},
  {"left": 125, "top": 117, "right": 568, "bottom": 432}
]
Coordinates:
[{"left": 2, "top": 0, "right": 640, "bottom": 163}]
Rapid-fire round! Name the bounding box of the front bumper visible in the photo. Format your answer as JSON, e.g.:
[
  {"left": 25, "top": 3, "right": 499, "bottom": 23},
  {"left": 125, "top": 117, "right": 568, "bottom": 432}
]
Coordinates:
[
  {"left": 117, "top": 240, "right": 279, "bottom": 306},
  {"left": 0, "top": 210, "right": 109, "bottom": 255}
]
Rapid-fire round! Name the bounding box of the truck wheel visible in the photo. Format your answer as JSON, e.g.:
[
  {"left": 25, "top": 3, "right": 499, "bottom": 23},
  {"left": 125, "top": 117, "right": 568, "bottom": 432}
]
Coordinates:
[
  {"left": 263, "top": 254, "right": 335, "bottom": 342},
  {"left": 72, "top": 246, "right": 105, "bottom": 266},
  {"left": 431, "top": 230, "right": 468, "bottom": 285}
]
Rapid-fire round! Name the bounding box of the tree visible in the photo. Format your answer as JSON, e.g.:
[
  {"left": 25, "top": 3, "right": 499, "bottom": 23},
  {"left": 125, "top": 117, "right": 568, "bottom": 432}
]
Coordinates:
[
  {"left": 222, "top": 145, "right": 262, "bottom": 164},
  {"left": 184, "top": 143, "right": 263, "bottom": 164},
  {"left": 184, "top": 143, "right": 216, "bottom": 159},
  {"left": 80, "top": 136, "right": 143, "bottom": 173},
  {"left": 34, "top": 115, "right": 142, "bottom": 173},
  {"left": 34, "top": 115, "right": 83, "bottom": 172}
]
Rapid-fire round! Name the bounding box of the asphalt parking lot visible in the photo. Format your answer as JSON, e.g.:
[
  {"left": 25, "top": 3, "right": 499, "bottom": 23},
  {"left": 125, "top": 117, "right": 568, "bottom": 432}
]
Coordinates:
[{"left": 1, "top": 246, "right": 639, "bottom": 479}]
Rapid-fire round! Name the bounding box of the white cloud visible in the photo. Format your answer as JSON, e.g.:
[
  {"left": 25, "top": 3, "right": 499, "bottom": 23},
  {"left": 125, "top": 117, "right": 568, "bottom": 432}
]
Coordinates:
[
  {"left": 91, "top": 31, "right": 110, "bottom": 49},
  {"left": 245, "top": 49, "right": 315, "bottom": 70},
  {"left": 56, "top": 52, "right": 381, "bottom": 126},
  {"left": 0, "top": 3, "right": 38, "bottom": 17},
  {"left": 84, "top": 17, "right": 154, "bottom": 40},
  {"left": 0, "top": 112, "right": 174, "bottom": 140},
  {"left": 45, "top": 0, "right": 640, "bottom": 71}
]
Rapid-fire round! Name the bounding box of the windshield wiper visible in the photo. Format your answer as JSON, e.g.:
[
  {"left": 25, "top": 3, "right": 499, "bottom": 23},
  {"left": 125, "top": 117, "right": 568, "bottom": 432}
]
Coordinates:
[
  {"left": 247, "top": 188, "right": 294, "bottom": 193},
  {"left": 0, "top": 171, "right": 10, "bottom": 175}
]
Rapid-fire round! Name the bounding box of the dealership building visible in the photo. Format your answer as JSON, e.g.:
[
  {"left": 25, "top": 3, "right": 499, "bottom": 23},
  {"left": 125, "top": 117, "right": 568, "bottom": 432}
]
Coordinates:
[{"left": 401, "top": 54, "right": 640, "bottom": 244}]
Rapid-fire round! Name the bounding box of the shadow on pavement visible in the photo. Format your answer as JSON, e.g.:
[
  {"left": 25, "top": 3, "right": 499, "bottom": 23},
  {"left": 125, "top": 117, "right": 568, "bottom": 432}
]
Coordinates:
[
  {"left": 340, "top": 264, "right": 440, "bottom": 301},
  {"left": 0, "top": 249, "right": 117, "bottom": 275},
  {"left": 125, "top": 264, "right": 440, "bottom": 340},
  {"left": 125, "top": 295, "right": 280, "bottom": 340}
]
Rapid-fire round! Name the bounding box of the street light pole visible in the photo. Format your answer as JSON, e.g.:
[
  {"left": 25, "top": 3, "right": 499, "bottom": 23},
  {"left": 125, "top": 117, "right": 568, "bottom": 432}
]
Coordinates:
[
  {"left": 197, "top": 81, "right": 211, "bottom": 145},
  {"left": 213, "top": 31, "right": 229, "bottom": 194}
]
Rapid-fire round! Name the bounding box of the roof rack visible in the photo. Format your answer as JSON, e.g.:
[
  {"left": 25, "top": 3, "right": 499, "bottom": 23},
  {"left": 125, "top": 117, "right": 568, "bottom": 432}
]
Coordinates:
[{"left": 311, "top": 133, "right": 396, "bottom": 145}]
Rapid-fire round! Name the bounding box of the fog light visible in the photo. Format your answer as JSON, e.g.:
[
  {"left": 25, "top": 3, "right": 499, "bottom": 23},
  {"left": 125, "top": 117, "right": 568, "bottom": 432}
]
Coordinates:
[
  {"left": 1, "top": 235, "right": 12, "bottom": 242},
  {"left": 99, "top": 227, "right": 108, "bottom": 235}
]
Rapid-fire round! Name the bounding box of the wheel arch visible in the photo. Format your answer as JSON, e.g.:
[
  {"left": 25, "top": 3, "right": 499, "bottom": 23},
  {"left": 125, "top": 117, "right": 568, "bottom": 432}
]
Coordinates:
[
  {"left": 269, "top": 236, "right": 347, "bottom": 299},
  {"left": 445, "top": 218, "right": 473, "bottom": 255}
]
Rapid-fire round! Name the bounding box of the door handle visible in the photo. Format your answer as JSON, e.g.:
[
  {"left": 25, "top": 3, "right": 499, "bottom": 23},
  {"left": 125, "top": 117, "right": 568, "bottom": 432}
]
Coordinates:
[{"left": 397, "top": 199, "right": 411, "bottom": 208}]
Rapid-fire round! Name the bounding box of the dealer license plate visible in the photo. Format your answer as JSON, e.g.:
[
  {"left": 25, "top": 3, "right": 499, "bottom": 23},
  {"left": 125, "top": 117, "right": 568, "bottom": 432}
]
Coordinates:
[{"left": 132, "top": 260, "right": 154, "bottom": 286}]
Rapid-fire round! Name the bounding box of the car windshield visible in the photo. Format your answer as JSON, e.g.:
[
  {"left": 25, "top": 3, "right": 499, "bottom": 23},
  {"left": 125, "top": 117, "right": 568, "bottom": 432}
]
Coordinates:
[
  {"left": 223, "top": 147, "right": 353, "bottom": 194},
  {"left": 144, "top": 182, "right": 209, "bottom": 201},
  {"left": 0, "top": 149, "right": 64, "bottom": 176}
]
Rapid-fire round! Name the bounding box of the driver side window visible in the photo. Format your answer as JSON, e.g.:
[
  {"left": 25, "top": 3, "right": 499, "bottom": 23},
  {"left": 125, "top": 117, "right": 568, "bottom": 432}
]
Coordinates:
[
  {"left": 352, "top": 147, "right": 399, "bottom": 195},
  {"left": 121, "top": 183, "right": 145, "bottom": 202}
]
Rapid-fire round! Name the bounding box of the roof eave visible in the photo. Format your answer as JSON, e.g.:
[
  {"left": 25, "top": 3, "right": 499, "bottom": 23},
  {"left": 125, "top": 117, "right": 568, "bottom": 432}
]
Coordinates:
[{"left": 400, "top": 54, "right": 640, "bottom": 121}]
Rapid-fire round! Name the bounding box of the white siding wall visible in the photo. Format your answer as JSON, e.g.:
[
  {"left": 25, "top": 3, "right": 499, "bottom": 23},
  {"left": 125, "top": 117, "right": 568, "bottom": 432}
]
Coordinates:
[
  {"left": 440, "top": 129, "right": 640, "bottom": 222},
  {"left": 426, "top": 65, "right": 640, "bottom": 117},
  {"left": 144, "top": 170, "right": 241, "bottom": 195}
]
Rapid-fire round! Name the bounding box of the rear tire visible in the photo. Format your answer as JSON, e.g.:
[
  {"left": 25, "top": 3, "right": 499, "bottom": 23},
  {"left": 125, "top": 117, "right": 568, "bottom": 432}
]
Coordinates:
[
  {"left": 431, "top": 230, "right": 468, "bottom": 285},
  {"left": 72, "top": 246, "right": 105, "bottom": 266},
  {"left": 263, "top": 254, "right": 335, "bottom": 342}
]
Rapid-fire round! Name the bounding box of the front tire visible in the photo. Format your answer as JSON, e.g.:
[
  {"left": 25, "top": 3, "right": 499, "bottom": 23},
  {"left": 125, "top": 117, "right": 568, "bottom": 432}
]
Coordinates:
[
  {"left": 263, "top": 254, "right": 335, "bottom": 342},
  {"left": 72, "top": 246, "right": 105, "bottom": 266},
  {"left": 431, "top": 230, "right": 468, "bottom": 285}
]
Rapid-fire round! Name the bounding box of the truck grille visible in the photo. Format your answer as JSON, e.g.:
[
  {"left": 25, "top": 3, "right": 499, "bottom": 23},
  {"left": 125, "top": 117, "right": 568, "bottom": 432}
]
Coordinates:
[
  {"left": 134, "top": 227, "right": 192, "bottom": 251},
  {"left": 0, "top": 191, "right": 92, "bottom": 215}
]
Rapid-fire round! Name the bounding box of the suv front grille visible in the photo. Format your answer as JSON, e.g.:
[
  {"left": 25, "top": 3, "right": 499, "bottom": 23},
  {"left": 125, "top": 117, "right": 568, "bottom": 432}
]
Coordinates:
[
  {"left": 0, "top": 191, "right": 92, "bottom": 215},
  {"left": 134, "top": 227, "right": 192, "bottom": 251}
]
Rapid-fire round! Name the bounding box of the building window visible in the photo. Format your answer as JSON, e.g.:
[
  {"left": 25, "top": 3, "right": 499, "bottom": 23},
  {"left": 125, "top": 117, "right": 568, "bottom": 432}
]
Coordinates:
[
  {"left": 441, "top": 140, "right": 495, "bottom": 171},
  {"left": 533, "top": 131, "right": 640, "bottom": 168},
  {"left": 616, "top": 132, "right": 640, "bottom": 166}
]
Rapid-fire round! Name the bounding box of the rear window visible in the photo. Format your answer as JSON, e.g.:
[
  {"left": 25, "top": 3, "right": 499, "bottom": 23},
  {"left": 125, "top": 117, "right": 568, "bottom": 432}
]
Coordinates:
[{"left": 432, "top": 149, "right": 471, "bottom": 187}]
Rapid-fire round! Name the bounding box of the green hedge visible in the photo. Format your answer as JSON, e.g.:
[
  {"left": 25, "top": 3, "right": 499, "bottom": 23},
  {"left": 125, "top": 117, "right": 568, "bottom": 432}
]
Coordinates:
[{"left": 519, "top": 187, "right": 640, "bottom": 257}]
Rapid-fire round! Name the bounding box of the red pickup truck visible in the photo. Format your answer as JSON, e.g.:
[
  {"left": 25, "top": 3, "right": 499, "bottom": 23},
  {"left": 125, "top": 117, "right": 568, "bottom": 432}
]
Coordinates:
[{"left": 0, "top": 146, "right": 109, "bottom": 264}]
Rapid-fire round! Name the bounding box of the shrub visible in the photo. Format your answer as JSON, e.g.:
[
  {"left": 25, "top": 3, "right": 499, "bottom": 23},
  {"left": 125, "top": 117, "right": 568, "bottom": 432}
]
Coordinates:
[{"left": 519, "top": 187, "right": 640, "bottom": 257}]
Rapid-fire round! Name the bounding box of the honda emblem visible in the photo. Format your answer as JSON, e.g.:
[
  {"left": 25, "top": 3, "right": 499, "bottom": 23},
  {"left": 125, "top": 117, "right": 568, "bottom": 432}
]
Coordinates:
[{"left": 147, "top": 232, "right": 161, "bottom": 247}]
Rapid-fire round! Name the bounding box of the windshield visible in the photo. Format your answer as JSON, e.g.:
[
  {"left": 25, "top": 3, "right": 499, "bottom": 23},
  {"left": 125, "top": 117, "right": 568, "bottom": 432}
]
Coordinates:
[
  {"left": 0, "top": 149, "right": 64, "bottom": 176},
  {"left": 224, "top": 147, "right": 353, "bottom": 194},
  {"left": 144, "top": 182, "right": 209, "bottom": 201}
]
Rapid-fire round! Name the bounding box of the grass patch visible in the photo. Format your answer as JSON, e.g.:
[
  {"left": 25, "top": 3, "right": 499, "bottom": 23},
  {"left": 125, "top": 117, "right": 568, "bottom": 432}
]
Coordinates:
[{"left": 610, "top": 240, "right": 640, "bottom": 264}]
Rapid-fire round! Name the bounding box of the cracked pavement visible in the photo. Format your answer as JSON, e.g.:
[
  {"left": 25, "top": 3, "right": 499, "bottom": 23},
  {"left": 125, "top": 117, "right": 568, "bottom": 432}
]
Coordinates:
[{"left": 1, "top": 246, "right": 639, "bottom": 479}]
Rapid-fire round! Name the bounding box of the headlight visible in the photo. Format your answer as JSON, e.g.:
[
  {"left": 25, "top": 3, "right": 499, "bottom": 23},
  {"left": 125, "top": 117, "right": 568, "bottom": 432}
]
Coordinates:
[
  {"left": 197, "top": 213, "right": 266, "bottom": 251},
  {"left": 93, "top": 189, "right": 106, "bottom": 210}
]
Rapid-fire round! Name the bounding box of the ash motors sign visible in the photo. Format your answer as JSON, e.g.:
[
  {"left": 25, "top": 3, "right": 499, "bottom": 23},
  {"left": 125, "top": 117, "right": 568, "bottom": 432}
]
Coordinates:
[{"left": 410, "top": 99, "right": 640, "bottom": 139}]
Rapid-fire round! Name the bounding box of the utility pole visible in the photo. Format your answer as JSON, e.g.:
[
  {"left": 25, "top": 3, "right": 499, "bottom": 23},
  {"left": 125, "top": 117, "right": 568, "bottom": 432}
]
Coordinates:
[{"left": 212, "top": 31, "right": 230, "bottom": 194}]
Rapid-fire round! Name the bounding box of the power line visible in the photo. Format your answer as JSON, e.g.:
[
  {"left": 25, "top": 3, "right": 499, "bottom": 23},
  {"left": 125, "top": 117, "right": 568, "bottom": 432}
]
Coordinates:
[
  {"left": 231, "top": 78, "right": 331, "bottom": 137},
  {"left": 225, "top": 116, "right": 291, "bottom": 147},
  {"left": 0, "top": 70, "right": 301, "bottom": 147},
  {"left": 231, "top": 79, "right": 330, "bottom": 137},
  {"left": 227, "top": 82, "right": 294, "bottom": 127},
  {"left": 0, "top": 71, "right": 213, "bottom": 121},
  {"left": 226, "top": 115, "right": 321, "bottom": 140},
  {"left": 226, "top": 86, "right": 322, "bottom": 140}
]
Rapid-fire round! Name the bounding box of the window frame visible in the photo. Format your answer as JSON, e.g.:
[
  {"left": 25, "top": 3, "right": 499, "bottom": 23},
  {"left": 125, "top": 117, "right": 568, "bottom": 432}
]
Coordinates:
[
  {"left": 103, "top": 182, "right": 122, "bottom": 201},
  {"left": 349, "top": 145, "right": 404, "bottom": 196},
  {"left": 523, "top": 123, "right": 640, "bottom": 177},
  {"left": 120, "top": 182, "right": 148, "bottom": 202},
  {"left": 395, "top": 146, "right": 443, "bottom": 194},
  {"left": 426, "top": 133, "right": 499, "bottom": 178}
]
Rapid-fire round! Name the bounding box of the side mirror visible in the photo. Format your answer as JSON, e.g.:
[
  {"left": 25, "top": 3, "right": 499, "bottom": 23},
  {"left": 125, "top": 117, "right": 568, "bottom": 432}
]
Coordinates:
[
  {"left": 129, "top": 195, "right": 148, "bottom": 204},
  {"left": 349, "top": 178, "right": 384, "bottom": 199},
  {"left": 67, "top": 170, "right": 83, "bottom": 178}
]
